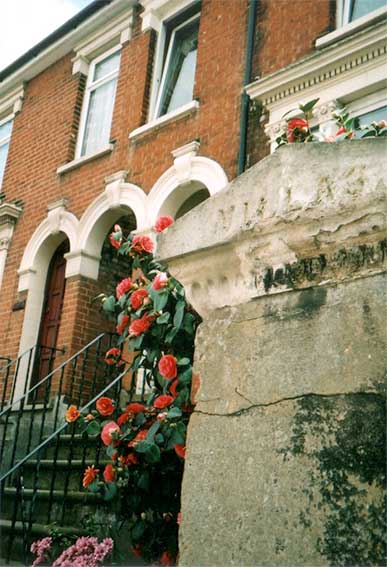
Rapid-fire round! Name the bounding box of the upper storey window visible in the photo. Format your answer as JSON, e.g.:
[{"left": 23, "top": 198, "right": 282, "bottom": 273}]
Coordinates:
[
  {"left": 0, "top": 116, "right": 13, "bottom": 186},
  {"left": 76, "top": 46, "right": 121, "bottom": 158},
  {"left": 154, "top": 10, "right": 200, "bottom": 118},
  {"left": 339, "top": 0, "right": 386, "bottom": 24}
]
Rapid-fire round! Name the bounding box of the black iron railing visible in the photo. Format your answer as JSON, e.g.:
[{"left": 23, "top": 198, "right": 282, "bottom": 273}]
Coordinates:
[{"left": 0, "top": 333, "right": 151, "bottom": 565}]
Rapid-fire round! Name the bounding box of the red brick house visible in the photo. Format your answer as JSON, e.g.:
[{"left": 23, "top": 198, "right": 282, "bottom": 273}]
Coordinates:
[{"left": 0, "top": 0, "right": 385, "bottom": 561}]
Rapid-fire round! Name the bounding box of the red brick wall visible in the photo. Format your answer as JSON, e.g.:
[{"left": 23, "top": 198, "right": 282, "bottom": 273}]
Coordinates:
[
  {"left": 246, "top": 0, "right": 335, "bottom": 167},
  {"left": 0, "top": 0, "right": 249, "bottom": 374}
]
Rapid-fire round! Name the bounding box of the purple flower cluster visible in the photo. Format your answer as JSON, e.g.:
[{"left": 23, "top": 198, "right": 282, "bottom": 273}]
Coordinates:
[
  {"left": 30, "top": 536, "right": 113, "bottom": 567},
  {"left": 30, "top": 537, "right": 52, "bottom": 566},
  {"left": 52, "top": 536, "right": 114, "bottom": 567}
]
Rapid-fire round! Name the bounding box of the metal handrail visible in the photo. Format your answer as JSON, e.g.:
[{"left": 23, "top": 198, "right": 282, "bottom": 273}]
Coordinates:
[
  {"left": 0, "top": 363, "right": 131, "bottom": 483},
  {"left": 0, "top": 334, "right": 106, "bottom": 419}
]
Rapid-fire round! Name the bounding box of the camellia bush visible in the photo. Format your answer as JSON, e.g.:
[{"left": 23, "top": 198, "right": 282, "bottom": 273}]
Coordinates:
[
  {"left": 65, "top": 215, "right": 200, "bottom": 566},
  {"left": 275, "top": 98, "right": 387, "bottom": 147}
]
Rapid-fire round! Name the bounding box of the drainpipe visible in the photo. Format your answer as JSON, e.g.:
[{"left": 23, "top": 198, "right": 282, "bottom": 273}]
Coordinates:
[{"left": 237, "top": 0, "right": 258, "bottom": 176}]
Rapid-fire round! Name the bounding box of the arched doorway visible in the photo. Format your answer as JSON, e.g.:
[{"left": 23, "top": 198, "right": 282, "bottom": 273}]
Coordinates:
[{"left": 31, "top": 240, "right": 69, "bottom": 391}]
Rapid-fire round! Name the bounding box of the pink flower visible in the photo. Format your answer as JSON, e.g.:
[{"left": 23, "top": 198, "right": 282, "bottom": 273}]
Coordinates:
[
  {"left": 131, "top": 235, "right": 154, "bottom": 254},
  {"left": 130, "top": 288, "right": 149, "bottom": 310},
  {"left": 101, "top": 421, "right": 121, "bottom": 446},
  {"left": 82, "top": 465, "right": 99, "bottom": 488},
  {"left": 155, "top": 216, "right": 174, "bottom": 233},
  {"left": 128, "top": 429, "right": 148, "bottom": 447},
  {"left": 286, "top": 118, "right": 309, "bottom": 143},
  {"left": 116, "top": 277, "right": 132, "bottom": 299},
  {"left": 152, "top": 272, "right": 169, "bottom": 291},
  {"left": 129, "top": 313, "right": 153, "bottom": 336},
  {"left": 160, "top": 551, "right": 175, "bottom": 566},
  {"left": 96, "top": 397, "right": 114, "bottom": 417},
  {"left": 158, "top": 355, "right": 177, "bottom": 380}
]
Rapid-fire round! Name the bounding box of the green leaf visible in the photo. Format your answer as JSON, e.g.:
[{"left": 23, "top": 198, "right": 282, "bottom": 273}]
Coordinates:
[
  {"left": 134, "top": 440, "right": 151, "bottom": 453},
  {"left": 299, "top": 98, "right": 319, "bottom": 113},
  {"left": 154, "top": 291, "right": 169, "bottom": 312},
  {"left": 173, "top": 300, "right": 185, "bottom": 330},
  {"left": 102, "top": 296, "right": 116, "bottom": 313},
  {"left": 167, "top": 407, "right": 182, "bottom": 419},
  {"left": 103, "top": 482, "right": 118, "bottom": 501},
  {"left": 87, "top": 480, "right": 100, "bottom": 493},
  {"left": 132, "top": 520, "right": 146, "bottom": 541},
  {"left": 85, "top": 420, "right": 101, "bottom": 437},
  {"left": 165, "top": 326, "right": 179, "bottom": 344},
  {"left": 182, "top": 313, "right": 196, "bottom": 334},
  {"left": 155, "top": 433, "right": 164, "bottom": 444},
  {"left": 128, "top": 334, "right": 144, "bottom": 351},
  {"left": 177, "top": 357, "right": 190, "bottom": 366},
  {"left": 137, "top": 471, "right": 150, "bottom": 492},
  {"left": 156, "top": 312, "right": 170, "bottom": 325},
  {"left": 178, "top": 366, "right": 192, "bottom": 385},
  {"left": 144, "top": 443, "right": 161, "bottom": 463},
  {"left": 147, "top": 420, "right": 160, "bottom": 441},
  {"left": 134, "top": 412, "right": 147, "bottom": 427},
  {"left": 106, "top": 444, "right": 117, "bottom": 458}
]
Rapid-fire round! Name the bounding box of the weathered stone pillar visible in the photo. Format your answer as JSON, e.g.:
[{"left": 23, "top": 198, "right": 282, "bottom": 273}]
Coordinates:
[{"left": 157, "top": 140, "right": 387, "bottom": 566}]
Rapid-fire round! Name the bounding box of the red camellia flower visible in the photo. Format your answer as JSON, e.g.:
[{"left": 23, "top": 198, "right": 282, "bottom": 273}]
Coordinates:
[
  {"left": 116, "top": 314, "right": 130, "bottom": 335},
  {"left": 152, "top": 272, "right": 169, "bottom": 291},
  {"left": 286, "top": 118, "right": 309, "bottom": 143},
  {"left": 65, "top": 405, "right": 80, "bottom": 423},
  {"left": 174, "top": 444, "right": 186, "bottom": 459},
  {"left": 109, "top": 225, "right": 122, "bottom": 249},
  {"left": 169, "top": 379, "right": 179, "bottom": 398},
  {"left": 129, "top": 314, "right": 153, "bottom": 336},
  {"left": 101, "top": 421, "right": 121, "bottom": 446},
  {"left": 103, "top": 464, "right": 115, "bottom": 483},
  {"left": 117, "top": 412, "right": 130, "bottom": 426},
  {"left": 121, "top": 453, "right": 139, "bottom": 466},
  {"left": 158, "top": 355, "right": 177, "bottom": 380},
  {"left": 128, "top": 429, "right": 148, "bottom": 447},
  {"left": 126, "top": 402, "right": 146, "bottom": 414},
  {"left": 105, "top": 347, "right": 121, "bottom": 365},
  {"left": 155, "top": 216, "right": 174, "bottom": 233},
  {"left": 160, "top": 551, "right": 175, "bottom": 567},
  {"left": 96, "top": 397, "right": 115, "bottom": 416},
  {"left": 131, "top": 235, "right": 154, "bottom": 254},
  {"left": 82, "top": 465, "right": 99, "bottom": 488},
  {"left": 130, "top": 288, "right": 149, "bottom": 310},
  {"left": 153, "top": 395, "right": 174, "bottom": 409},
  {"left": 131, "top": 546, "right": 142, "bottom": 558},
  {"left": 116, "top": 277, "right": 132, "bottom": 299}
]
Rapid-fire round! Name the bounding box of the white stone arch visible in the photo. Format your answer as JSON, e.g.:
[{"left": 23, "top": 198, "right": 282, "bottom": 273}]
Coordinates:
[
  {"left": 14, "top": 203, "right": 79, "bottom": 400},
  {"left": 147, "top": 144, "right": 228, "bottom": 226},
  {"left": 74, "top": 176, "right": 147, "bottom": 280}
]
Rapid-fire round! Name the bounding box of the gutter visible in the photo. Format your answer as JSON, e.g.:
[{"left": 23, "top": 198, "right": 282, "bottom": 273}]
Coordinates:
[{"left": 237, "top": 0, "right": 257, "bottom": 176}]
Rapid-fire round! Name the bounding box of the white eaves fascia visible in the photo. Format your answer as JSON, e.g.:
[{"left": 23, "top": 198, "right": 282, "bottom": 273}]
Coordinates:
[
  {"left": 0, "top": 0, "right": 137, "bottom": 99},
  {"left": 245, "top": 19, "right": 387, "bottom": 104}
]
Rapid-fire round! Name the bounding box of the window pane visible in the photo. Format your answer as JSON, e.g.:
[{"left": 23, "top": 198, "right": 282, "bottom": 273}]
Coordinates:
[
  {"left": 81, "top": 77, "right": 117, "bottom": 156},
  {"left": 159, "top": 18, "right": 199, "bottom": 116},
  {"left": 93, "top": 51, "right": 120, "bottom": 82},
  {"left": 0, "top": 141, "right": 10, "bottom": 185},
  {"left": 350, "top": 0, "right": 386, "bottom": 21},
  {"left": 0, "top": 119, "right": 13, "bottom": 143},
  {"left": 357, "top": 106, "right": 387, "bottom": 126}
]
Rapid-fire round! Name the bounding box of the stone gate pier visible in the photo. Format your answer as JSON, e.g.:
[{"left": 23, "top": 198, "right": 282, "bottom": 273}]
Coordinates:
[{"left": 158, "top": 140, "right": 387, "bottom": 566}]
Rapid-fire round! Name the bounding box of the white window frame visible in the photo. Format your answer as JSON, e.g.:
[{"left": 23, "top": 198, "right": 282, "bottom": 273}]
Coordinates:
[
  {"left": 152, "top": 12, "right": 200, "bottom": 119},
  {"left": 75, "top": 44, "right": 121, "bottom": 159},
  {"left": 0, "top": 114, "right": 14, "bottom": 186},
  {"left": 339, "top": 0, "right": 386, "bottom": 26}
]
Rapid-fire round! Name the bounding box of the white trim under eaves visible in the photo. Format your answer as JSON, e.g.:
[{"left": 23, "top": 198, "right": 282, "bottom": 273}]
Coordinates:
[
  {"left": 0, "top": 0, "right": 136, "bottom": 97},
  {"left": 245, "top": 20, "right": 387, "bottom": 105}
]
